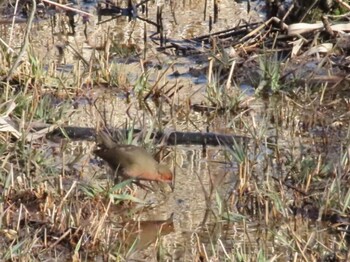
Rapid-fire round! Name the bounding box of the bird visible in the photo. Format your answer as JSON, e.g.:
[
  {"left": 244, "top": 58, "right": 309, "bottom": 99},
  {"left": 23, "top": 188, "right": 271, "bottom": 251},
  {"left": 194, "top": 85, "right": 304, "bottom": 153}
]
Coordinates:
[{"left": 94, "top": 131, "right": 173, "bottom": 185}]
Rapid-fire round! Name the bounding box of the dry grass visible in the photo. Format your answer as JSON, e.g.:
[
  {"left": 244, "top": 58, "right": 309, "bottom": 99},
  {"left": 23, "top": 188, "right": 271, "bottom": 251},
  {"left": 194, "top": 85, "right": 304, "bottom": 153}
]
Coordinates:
[{"left": 0, "top": 1, "right": 350, "bottom": 261}]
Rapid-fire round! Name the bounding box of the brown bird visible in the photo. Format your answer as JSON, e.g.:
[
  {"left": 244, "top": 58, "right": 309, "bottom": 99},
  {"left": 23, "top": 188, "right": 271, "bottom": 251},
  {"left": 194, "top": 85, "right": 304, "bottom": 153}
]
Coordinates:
[{"left": 94, "top": 131, "right": 173, "bottom": 184}]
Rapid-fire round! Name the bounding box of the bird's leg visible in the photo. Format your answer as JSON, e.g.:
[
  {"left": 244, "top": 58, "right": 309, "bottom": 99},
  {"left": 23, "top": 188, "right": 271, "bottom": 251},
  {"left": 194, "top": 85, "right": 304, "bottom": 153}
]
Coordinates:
[
  {"left": 113, "top": 169, "right": 120, "bottom": 184},
  {"left": 113, "top": 165, "right": 124, "bottom": 184}
]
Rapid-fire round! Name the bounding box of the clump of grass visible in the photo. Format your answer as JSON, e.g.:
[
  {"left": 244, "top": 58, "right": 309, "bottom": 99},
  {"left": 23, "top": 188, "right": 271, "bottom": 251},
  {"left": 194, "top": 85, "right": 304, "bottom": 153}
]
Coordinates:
[
  {"left": 255, "top": 53, "right": 282, "bottom": 94},
  {"left": 81, "top": 179, "right": 144, "bottom": 204},
  {"left": 206, "top": 56, "right": 250, "bottom": 114},
  {"left": 107, "top": 63, "right": 131, "bottom": 89},
  {"left": 110, "top": 41, "right": 140, "bottom": 58},
  {"left": 134, "top": 71, "right": 151, "bottom": 97},
  {"left": 206, "top": 80, "right": 246, "bottom": 114},
  {"left": 11, "top": 92, "right": 72, "bottom": 124}
]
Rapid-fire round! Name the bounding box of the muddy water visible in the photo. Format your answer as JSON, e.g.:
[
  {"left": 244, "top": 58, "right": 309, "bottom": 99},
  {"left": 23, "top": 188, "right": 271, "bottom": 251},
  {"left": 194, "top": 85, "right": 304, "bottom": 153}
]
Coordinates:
[
  {"left": 63, "top": 1, "right": 262, "bottom": 259},
  {"left": 2, "top": 0, "right": 348, "bottom": 260}
]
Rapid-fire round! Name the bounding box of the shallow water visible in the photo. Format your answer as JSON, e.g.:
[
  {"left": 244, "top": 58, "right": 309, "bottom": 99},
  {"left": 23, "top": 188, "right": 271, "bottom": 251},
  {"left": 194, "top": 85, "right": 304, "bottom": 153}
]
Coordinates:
[{"left": 2, "top": 0, "right": 350, "bottom": 260}]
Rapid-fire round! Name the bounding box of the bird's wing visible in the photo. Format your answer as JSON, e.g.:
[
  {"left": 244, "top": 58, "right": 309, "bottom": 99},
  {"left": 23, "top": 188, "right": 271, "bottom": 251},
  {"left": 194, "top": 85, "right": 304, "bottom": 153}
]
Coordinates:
[{"left": 118, "top": 145, "right": 159, "bottom": 171}]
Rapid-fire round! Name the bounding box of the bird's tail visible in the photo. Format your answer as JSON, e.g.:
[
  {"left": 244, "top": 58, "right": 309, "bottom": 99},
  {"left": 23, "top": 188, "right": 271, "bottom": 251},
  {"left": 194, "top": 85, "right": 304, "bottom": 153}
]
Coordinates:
[{"left": 96, "top": 130, "right": 117, "bottom": 149}]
